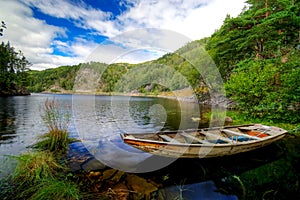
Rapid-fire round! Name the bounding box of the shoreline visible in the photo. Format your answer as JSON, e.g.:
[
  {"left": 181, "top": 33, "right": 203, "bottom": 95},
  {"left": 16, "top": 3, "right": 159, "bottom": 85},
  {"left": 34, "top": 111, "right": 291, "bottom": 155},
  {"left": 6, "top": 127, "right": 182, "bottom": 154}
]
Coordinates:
[{"left": 39, "top": 88, "right": 231, "bottom": 106}]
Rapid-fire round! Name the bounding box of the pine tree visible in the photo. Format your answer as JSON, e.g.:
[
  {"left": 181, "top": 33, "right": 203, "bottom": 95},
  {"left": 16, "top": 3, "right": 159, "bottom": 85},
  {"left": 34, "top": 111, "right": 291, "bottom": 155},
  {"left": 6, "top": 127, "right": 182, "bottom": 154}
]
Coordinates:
[{"left": 0, "top": 21, "right": 30, "bottom": 95}]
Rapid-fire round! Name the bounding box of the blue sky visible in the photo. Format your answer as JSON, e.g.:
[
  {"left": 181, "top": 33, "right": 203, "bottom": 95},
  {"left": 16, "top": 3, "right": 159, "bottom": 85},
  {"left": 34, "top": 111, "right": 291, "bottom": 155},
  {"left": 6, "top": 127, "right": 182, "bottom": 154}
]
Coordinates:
[{"left": 0, "top": 0, "right": 246, "bottom": 70}]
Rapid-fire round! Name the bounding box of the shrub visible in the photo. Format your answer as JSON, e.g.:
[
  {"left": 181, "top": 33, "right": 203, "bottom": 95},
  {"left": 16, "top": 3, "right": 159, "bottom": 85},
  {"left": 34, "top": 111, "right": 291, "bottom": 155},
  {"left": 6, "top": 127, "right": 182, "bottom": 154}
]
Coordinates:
[{"left": 226, "top": 54, "right": 300, "bottom": 123}]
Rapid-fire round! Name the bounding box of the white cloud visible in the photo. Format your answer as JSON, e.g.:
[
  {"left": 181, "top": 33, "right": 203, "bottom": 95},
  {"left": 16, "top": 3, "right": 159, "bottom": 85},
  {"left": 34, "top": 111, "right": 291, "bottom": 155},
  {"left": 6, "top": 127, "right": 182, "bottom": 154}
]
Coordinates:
[
  {"left": 70, "top": 38, "right": 98, "bottom": 58},
  {"left": 0, "top": 0, "right": 99, "bottom": 70},
  {"left": 23, "top": 0, "right": 111, "bottom": 22},
  {"left": 0, "top": 0, "right": 63, "bottom": 48},
  {"left": 22, "top": 0, "right": 118, "bottom": 37},
  {"left": 29, "top": 54, "right": 84, "bottom": 70},
  {"left": 90, "top": 0, "right": 246, "bottom": 64},
  {"left": 117, "top": 0, "right": 245, "bottom": 39},
  {"left": 0, "top": 0, "right": 246, "bottom": 70},
  {"left": 21, "top": 0, "right": 246, "bottom": 39},
  {"left": 116, "top": 49, "right": 167, "bottom": 64},
  {"left": 87, "top": 28, "right": 191, "bottom": 64}
]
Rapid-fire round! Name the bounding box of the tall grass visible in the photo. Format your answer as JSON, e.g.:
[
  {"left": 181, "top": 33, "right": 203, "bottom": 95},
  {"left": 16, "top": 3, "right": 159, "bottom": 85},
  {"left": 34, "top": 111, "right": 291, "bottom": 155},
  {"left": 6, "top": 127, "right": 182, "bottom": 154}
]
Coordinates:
[
  {"left": 11, "top": 151, "right": 62, "bottom": 188},
  {"left": 36, "top": 98, "right": 71, "bottom": 152},
  {"left": 25, "top": 179, "right": 81, "bottom": 200},
  {"left": 8, "top": 151, "right": 81, "bottom": 199},
  {"left": 1, "top": 99, "right": 82, "bottom": 200}
]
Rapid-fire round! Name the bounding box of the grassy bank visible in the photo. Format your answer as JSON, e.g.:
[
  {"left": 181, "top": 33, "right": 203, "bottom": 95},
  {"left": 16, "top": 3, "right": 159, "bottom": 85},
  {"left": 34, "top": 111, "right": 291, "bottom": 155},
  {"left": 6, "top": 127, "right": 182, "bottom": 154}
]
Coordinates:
[
  {"left": 226, "top": 110, "right": 299, "bottom": 133},
  {"left": 0, "top": 99, "right": 81, "bottom": 200}
]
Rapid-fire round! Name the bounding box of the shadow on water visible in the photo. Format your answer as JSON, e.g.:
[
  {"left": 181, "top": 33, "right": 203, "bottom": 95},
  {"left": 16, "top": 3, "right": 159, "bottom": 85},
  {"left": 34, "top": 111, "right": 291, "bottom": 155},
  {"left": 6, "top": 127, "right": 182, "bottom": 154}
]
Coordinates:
[
  {"left": 68, "top": 133, "right": 300, "bottom": 199},
  {"left": 0, "top": 98, "right": 16, "bottom": 144},
  {"left": 136, "top": 133, "right": 300, "bottom": 199}
]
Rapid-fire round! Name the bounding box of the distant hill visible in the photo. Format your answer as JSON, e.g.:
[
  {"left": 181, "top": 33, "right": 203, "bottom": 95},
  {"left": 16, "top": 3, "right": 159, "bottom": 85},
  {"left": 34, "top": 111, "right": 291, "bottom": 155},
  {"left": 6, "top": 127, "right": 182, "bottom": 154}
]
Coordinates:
[
  {"left": 26, "top": 38, "right": 211, "bottom": 101},
  {"left": 26, "top": 0, "right": 300, "bottom": 123},
  {"left": 27, "top": 65, "right": 80, "bottom": 93}
]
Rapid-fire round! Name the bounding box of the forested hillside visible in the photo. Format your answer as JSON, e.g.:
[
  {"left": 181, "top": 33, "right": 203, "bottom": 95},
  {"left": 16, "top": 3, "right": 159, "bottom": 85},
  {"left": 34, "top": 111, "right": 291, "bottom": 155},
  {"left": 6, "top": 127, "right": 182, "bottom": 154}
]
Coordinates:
[
  {"left": 27, "top": 65, "right": 80, "bottom": 93},
  {"left": 27, "top": 0, "right": 300, "bottom": 123},
  {"left": 206, "top": 0, "right": 300, "bottom": 122},
  {"left": 27, "top": 39, "right": 209, "bottom": 97}
]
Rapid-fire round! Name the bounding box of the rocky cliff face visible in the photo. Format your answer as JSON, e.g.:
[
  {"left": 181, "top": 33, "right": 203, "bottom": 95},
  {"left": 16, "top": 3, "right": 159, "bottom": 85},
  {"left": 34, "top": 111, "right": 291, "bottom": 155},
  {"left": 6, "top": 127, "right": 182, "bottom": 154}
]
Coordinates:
[{"left": 0, "top": 83, "right": 30, "bottom": 96}]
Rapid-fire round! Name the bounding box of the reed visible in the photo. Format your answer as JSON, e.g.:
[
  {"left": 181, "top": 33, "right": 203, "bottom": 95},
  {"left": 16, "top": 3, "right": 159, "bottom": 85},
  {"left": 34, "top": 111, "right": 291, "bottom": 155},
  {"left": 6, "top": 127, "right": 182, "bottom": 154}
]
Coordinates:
[
  {"left": 3, "top": 99, "right": 81, "bottom": 199},
  {"left": 36, "top": 98, "right": 71, "bottom": 152}
]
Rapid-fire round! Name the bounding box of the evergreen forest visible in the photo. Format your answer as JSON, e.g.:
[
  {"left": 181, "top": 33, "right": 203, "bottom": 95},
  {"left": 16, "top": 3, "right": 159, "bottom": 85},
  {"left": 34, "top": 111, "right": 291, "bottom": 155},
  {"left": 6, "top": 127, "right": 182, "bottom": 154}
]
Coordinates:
[{"left": 0, "top": 21, "right": 30, "bottom": 96}]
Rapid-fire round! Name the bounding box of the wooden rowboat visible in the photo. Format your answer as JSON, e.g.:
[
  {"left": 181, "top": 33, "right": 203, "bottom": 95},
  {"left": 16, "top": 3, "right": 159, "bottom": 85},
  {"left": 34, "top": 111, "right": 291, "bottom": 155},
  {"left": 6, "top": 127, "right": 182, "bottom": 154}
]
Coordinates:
[{"left": 120, "top": 124, "right": 287, "bottom": 158}]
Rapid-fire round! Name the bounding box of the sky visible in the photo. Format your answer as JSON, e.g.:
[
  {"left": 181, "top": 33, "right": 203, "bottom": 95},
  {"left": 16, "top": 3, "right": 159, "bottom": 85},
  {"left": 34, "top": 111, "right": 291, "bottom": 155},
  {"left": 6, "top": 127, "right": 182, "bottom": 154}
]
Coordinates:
[{"left": 0, "top": 0, "right": 246, "bottom": 70}]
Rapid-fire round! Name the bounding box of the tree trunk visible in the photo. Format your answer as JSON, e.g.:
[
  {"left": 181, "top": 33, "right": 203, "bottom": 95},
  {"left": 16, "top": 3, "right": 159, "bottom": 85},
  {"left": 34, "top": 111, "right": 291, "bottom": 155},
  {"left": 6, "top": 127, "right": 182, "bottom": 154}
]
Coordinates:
[{"left": 265, "top": 0, "right": 269, "bottom": 18}]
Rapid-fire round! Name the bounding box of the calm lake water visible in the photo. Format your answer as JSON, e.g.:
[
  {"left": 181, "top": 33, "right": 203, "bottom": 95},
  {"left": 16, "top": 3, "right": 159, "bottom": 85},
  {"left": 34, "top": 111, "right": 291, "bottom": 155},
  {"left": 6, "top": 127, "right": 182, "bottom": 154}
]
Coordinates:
[
  {"left": 1, "top": 94, "right": 299, "bottom": 199},
  {"left": 0, "top": 94, "right": 209, "bottom": 172}
]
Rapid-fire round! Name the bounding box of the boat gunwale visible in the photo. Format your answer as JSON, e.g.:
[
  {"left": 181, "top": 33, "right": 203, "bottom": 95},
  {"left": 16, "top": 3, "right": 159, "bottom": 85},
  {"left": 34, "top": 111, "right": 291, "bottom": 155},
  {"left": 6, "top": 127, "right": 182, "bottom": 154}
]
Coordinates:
[
  {"left": 121, "top": 130, "right": 287, "bottom": 148},
  {"left": 120, "top": 124, "right": 288, "bottom": 158}
]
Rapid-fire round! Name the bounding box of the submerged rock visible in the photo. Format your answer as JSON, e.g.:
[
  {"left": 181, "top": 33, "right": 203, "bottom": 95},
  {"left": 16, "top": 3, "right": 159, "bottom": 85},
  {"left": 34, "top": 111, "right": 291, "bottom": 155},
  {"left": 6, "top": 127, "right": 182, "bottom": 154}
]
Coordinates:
[
  {"left": 126, "top": 174, "right": 158, "bottom": 200},
  {"left": 82, "top": 158, "right": 106, "bottom": 172},
  {"left": 68, "top": 142, "right": 106, "bottom": 172},
  {"left": 102, "top": 169, "right": 119, "bottom": 181}
]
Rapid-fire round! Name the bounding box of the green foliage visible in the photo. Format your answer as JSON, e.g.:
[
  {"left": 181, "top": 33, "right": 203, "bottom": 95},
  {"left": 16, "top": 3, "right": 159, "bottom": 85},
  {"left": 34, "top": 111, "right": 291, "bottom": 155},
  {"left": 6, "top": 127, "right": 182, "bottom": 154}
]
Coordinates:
[
  {"left": 0, "top": 42, "right": 30, "bottom": 92},
  {"left": 226, "top": 50, "right": 300, "bottom": 123},
  {"left": 206, "top": 0, "right": 300, "bottom": 80},
  {"left": 0, "top": 21, "right": 6, "bottom": 37},
  {"left": 206, "top": 0, "right": 300, "bottom": 123},
  {"left": 0, "top": 21, "right": 30, "bottom": 95},
  {"left": 114, "top": 63, "right": 189, "bottom": 93},
  {"left": 25, "top": 0, "right": 300, "bottom": 125},
  {"left": 27, "top": 65, "right": 80, "bottom": 92},
  {"left": 229, "top": 152, "right": 300, "bottom": 199}
]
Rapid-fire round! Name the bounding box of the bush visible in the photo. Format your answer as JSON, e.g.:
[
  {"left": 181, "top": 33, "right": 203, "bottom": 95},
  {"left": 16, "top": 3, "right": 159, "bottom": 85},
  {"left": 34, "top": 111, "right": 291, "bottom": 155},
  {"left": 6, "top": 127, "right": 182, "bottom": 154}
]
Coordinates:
[{"left": 226, "top": 54, "right": 300, "bottom": 123}]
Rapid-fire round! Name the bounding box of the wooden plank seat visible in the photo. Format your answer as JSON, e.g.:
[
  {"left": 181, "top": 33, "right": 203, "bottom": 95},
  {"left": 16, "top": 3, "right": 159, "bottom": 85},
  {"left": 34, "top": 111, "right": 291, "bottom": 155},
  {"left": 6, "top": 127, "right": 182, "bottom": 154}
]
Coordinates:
[
  {"left": 180, "top": 132, "right": 211, "bottom": 144},
  {"left": 202, "top": 131, "right": 236, "bottom": 143},
  {"left": 158, "top": 134, "right": 182, "bottom": 144},
  {"left": 221, "top": 129, "right": 261, "bottom": 140}
]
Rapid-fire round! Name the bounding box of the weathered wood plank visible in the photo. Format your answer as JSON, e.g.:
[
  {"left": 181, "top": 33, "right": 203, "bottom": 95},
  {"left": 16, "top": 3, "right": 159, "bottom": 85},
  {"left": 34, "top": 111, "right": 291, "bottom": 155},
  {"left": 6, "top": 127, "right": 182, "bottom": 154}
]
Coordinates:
[
  {"left": 180, "top": 132, "right": 211, "bottom": 144},
  {"left": 202, "top": 131, "right": 235, "bottom": 143},
  {"left": 221, "top": 129, "right": 261, "bottom": 140},
  {"left": 158, "top": 134, "right": 181, "bottom": 143}
]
